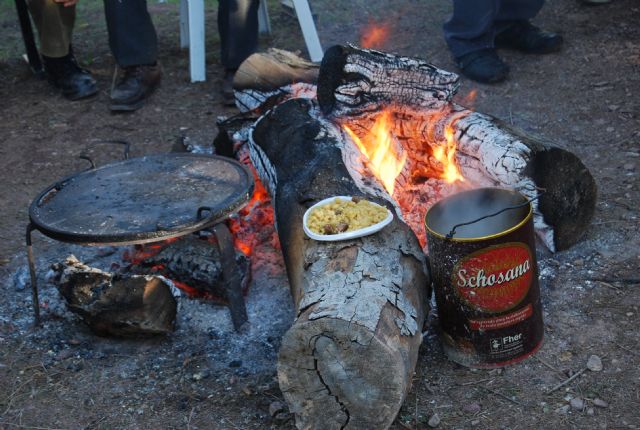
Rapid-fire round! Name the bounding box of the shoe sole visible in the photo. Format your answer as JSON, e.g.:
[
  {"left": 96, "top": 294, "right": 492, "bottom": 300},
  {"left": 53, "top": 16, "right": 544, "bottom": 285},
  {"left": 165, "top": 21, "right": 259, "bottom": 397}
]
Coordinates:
[
  {"left": 110, "top": 99, "right": 146, "bottom": 112},
  {"left": 110, "top": 82, "right": 160, "bottom": 112},
  {"left": 64, "top": 87, "right": 99, "bottom": 101}
]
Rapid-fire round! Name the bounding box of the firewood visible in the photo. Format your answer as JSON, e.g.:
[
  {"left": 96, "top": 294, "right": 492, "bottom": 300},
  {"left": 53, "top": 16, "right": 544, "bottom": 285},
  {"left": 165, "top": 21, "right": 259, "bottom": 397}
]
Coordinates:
[
  {"left": 249, "top": 99, "right": 429, "bottom": 430},
  {"left": 317, "top": 45, "right": 596, "bottom": 251},
  {"left": 234, "top": 48, "right": 319, "bottom": 113},
  {"left": 317, "top": 44, "right": 460, "bottom": 117},
  {"left": 51, "top": 256, "right": 177, "bottom": 337}
]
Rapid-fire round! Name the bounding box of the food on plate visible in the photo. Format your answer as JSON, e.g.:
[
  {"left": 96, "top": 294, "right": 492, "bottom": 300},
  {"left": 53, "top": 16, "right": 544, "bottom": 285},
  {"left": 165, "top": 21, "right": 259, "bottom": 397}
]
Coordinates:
[{"left": 306, "top": 197, "right": 388, "bottom": 235}]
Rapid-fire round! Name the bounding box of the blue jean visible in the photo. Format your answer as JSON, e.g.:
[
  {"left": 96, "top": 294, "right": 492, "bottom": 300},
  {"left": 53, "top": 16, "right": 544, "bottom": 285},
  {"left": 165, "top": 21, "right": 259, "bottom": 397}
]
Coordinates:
[{"left": 443, "top": 0, "right": 545, "bottom": 58}]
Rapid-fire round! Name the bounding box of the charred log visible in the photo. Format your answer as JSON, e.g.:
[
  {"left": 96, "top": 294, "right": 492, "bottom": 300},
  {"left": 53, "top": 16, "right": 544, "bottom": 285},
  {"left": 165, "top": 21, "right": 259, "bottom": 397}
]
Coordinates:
[
  {"left": 317, "top": 44, "right": 460, "bottom": 117},
  {"left": 51, "top": 256, "right": 176, "bottom": 337},
  {"left": 316, "top": 45, "right": 596, "bottom": 251},
  {"left": 249, "top": 99, "right": 429, "bottom": 430},
  {"left": 128, "top": 235, "right": 251, "bottom": 302}
]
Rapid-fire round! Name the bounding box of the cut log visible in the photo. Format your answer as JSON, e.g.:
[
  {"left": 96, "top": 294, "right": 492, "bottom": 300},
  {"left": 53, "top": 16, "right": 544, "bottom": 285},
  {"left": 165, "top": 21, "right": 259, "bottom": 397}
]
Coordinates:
[
  {"left": 316, "top": 45, "right": 597, "bottom": 252},
  {"left": 51, "top": 256, "right": 177, "bottom": 337},
  {"left": 234, "top": 48, "right": 319, "bottom": 91},
  {"left": 234, "top": 48, "right": 319, "bottom": 113},
  {"left": 249, "top": 99, "right": 429, "bottom": 430},
  {"left": 317, "top": 44, "right": 460, "bottom": 117}
]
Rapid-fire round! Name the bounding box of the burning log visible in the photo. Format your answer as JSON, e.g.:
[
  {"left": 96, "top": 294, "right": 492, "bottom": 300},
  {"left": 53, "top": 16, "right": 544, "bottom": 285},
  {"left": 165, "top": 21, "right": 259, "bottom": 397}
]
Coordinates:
[
  {"left": 317, "top": 45, "right": 597, "bottom": 251},
  {"left": 126, "top": 235, "right": 251, "bottom": 302},
  {"left": 317, "top": 44, "right": 460, "bottom": 118},
  {"left": 248, "top": 99, "right": 429, "bottom": 430},
  {"left": 51, "top": 256, "right": 177, "bottom": 337}
]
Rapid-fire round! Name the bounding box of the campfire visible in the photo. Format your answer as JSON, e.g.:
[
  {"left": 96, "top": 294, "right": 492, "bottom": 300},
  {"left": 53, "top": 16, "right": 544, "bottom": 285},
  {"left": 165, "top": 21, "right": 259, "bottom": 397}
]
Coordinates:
[
  {"left": 227, "top": 44, "right": 596, "bottom": 429},
  {"left": 25, "top": 42, "right": 596, "bottom": 430}
]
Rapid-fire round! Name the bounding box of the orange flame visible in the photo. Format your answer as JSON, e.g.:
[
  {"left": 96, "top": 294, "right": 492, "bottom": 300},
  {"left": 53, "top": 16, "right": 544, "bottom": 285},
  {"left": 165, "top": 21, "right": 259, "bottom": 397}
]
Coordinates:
[
  {"left": 433, "top": 123, "right": 465, "bottom": 183},
  {"left": 360, "top": 20, "right": 391, "bottom": 49},
  {"left": 344, "top": 110, "right": 407, "bottom": 195}
]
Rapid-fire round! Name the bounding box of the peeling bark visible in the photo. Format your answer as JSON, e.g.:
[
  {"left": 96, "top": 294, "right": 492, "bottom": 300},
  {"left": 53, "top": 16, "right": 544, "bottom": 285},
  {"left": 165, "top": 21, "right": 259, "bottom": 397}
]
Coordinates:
[{"left": 249, "top": 99, "right": 429, "bottom": 429}]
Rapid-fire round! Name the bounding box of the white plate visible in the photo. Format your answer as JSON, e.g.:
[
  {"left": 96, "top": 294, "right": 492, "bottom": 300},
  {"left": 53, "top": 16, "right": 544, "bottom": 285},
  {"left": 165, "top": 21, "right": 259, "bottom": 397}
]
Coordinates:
[{"left": 303, "top": 196, "right": 394, "bottom": 241}]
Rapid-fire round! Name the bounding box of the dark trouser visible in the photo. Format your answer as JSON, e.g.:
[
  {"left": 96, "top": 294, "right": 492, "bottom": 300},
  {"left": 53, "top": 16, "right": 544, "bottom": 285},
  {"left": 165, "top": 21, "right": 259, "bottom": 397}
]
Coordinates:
[
  {"left": 103, "top": 0, "right": 158, "bottom": 67},
  {"left": 218, "top": 0, "right": 259, "bottom": 70},
  {"left": 102, "top": 0, "right": 257, "bottom": 69},
  {"left": 443, "top": 0, "right": 544, "bottom": 58},
  {"left": 27, "top": 0, "right": 75, "bottom": 58}
]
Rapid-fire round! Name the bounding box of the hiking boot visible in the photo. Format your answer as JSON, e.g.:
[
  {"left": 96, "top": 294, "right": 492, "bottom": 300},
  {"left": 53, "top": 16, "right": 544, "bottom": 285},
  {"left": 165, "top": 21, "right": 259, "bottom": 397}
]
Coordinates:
[
  {"left": 495, "top": 21, "right": 563, "bottom": 54},
  {"left": 42, "top": 51, "right": 98, "bottom": 101},
  {"left": 110, "top": 63, "right": 161, "bottom": 112},
  {"left": 456, "top": 49, "right": 509, "bottom": 84}
]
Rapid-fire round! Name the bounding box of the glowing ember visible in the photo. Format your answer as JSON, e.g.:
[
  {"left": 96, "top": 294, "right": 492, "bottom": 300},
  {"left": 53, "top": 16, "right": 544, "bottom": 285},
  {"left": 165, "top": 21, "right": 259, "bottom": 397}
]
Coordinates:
[
  {"left": 433, "top": 123, "right": 465, "bottom": 183},
  {"left": 344, "top": 110, "right": 407, "bottom": 195},
  {"left": 360, "top": 20, "right": 391, "bottom": 49}
]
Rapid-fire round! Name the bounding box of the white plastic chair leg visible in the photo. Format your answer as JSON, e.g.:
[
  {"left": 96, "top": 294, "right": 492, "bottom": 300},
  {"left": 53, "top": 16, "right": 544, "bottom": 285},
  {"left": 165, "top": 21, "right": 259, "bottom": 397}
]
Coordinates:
[
  {"left": 187, "top": 0, "right": 206, "bottom": 82},
  {"left": 292, "top": 0, "right": 323, "bottom": 62}
]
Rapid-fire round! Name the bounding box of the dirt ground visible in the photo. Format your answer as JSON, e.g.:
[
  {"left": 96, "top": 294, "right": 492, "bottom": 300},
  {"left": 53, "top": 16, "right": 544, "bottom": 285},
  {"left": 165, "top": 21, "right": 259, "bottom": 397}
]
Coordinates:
[{"left": 1, "top": 0, "right": 639, "bottom": 429}]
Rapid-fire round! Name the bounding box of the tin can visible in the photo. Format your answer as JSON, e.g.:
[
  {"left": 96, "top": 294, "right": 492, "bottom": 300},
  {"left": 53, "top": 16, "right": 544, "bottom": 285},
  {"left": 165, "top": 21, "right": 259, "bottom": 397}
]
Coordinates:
[{"left": 425, "top": 188, "right": 543, "bottom": 368}]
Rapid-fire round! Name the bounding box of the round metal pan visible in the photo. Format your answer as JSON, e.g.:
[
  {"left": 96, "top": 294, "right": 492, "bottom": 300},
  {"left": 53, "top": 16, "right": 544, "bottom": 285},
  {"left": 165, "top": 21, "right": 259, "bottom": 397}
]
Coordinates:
[{"left": 29, "top": 153, "right": 254, "bottom": 245}]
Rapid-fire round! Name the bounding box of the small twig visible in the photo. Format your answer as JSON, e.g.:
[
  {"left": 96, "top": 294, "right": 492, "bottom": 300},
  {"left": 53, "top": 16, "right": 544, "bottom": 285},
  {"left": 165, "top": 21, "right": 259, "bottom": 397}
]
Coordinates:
[
  {"left": 414, "top": 392, "right": 418, "bottom": 430},
  {"left": 221, "top": 418, "right": 242, "bottom": 430},
  {"left": 0, "top": 422, "right": 68, "bottom": 430},
  {"left": 546, "top": 367, "right": 588, "bottom": 394},
  {"left": 459, "top": 378, "right": 493, "bottom": 386},
  {"left": 594, "top": 281, "right": 621, "bottom": 291},
  {"left": 590, "top": 278, "right": 640, "bottom": 285},
  {"left": 186, "top": 407, "right": 196, "bottom": 430},
  {"left": 397, "top": 420, "right": 413, "bottom": 430},
  {"left": 481, "top": 386, "right": 525, "bottom": 406},
  {"left": 613, "top": 341, "right": 640, "bottom": 357},
  {"left": 535, "top": 356, "right": 565, "bottom": 379}
]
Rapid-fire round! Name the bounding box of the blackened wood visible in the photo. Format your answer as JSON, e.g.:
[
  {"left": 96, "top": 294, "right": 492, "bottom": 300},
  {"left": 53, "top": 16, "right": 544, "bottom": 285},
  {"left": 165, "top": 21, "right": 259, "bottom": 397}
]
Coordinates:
[
  {"left": 249, "top": 98, "right": 429, "bottom": 430},
  {"left": 131, "top": 235, "right": 250, "bottom": 302},
  {"left": 52, "top": 256, "right": 176, "bottom": 337},
  {"left": 213, "top": 223, "right": 248, "bottom": 331},
  {"left": 317, "top": 44, "right": 460, "bottom": 117},
  {"left": 315, "top": 47, "right": 596, "bottom": 251}
]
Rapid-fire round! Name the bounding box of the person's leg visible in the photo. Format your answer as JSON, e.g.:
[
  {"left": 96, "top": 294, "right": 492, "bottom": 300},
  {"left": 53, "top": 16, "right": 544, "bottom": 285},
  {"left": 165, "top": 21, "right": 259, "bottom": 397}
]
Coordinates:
[
  {"left": 26, "top": 0, "right": 73, "bottom": 57},
  {"left": 443, "top": 0, "right": 509, "bottom": 83},
  {"left": 218, "top": 0, "right": 259, "bottom": 70},
  {"left": 103, "top": 0, "right": 157, "bottom": 67},
  {"left": 494, "top": 0, "right": 562, "bottom": 54},
  {"left": 443, "top": 0, "right": 500, "bottom": 59},
  {"left": 218, "top": 0, "right": 259, "bottom": 104},
  {"left": 495, "top": 0, "right": 544, "bottom": 27},
  {"left": 26, "top": 0, "right": 97, "bottom": 100},
  {"left": 103, "top": 0, "right": 161, "bottom": 111}
]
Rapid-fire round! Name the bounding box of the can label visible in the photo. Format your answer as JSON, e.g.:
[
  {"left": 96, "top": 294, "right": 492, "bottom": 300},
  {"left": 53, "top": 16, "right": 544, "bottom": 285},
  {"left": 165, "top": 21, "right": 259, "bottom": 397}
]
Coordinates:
[{"left": 453, "top": 243, "right": 533, "bottom": 314}]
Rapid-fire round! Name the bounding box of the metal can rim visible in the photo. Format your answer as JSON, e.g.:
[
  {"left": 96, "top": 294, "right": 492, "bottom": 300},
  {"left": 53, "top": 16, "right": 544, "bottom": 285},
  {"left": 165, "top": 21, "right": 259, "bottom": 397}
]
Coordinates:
[{"left": 424, "top": 188, "right": 533, "bottom": 243}]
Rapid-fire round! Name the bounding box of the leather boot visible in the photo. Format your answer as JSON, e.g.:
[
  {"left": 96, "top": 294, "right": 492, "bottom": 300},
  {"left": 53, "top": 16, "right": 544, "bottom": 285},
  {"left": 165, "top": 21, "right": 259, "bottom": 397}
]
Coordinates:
[
  {"left": 110, "top": 64, "right": 162, "bottom": 112},
  {"left": 42, "top": 50, "right": 98, "bottom": 101},
  {"left": 495, "top": 21, "right": 563, "bottom": 54}
]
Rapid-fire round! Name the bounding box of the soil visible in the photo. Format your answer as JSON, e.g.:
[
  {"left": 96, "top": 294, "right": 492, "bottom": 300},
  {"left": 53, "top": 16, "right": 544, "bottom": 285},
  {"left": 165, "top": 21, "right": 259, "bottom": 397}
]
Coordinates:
[{"left": 1, "top": 0, "right": 639, "bottom": 429}]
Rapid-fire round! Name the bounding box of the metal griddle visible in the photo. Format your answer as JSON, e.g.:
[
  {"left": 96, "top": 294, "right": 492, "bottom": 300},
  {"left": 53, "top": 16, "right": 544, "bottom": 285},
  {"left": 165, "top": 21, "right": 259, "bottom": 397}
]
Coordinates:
[{"left": 26, "top": 149, "right": 254, "bottom": 330}]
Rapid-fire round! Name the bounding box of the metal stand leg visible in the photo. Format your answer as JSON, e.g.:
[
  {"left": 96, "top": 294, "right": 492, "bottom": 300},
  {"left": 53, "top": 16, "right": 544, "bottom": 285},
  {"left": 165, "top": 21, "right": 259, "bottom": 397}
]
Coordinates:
[
  {"left": 212, "top": 223, "right": 248, "bottom": 331},
  {"left": 14, "top": 0, "right": 45, "bottom": 76},
  {"left": 26, "top": 223, "right": 40, "bottom": 326}
]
